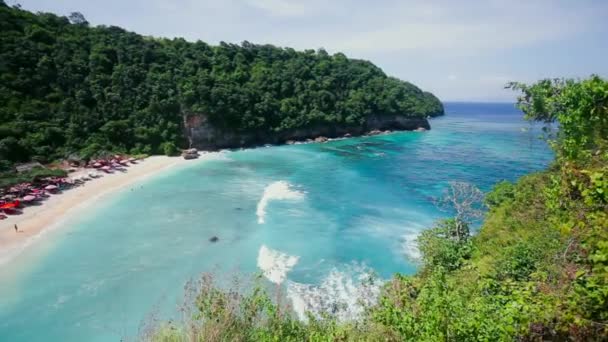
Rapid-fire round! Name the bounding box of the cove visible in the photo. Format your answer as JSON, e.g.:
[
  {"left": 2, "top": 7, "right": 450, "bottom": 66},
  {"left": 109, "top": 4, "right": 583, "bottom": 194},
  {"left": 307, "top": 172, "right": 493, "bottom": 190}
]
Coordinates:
[{"left": 0, "top": 103, "right": 553, "bottom": 341}]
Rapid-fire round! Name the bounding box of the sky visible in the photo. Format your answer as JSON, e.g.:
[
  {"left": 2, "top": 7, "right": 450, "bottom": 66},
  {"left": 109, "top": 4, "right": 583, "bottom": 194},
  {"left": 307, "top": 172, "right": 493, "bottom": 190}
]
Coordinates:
[{"left": 14, "top": 0, "right": 608, "bottom": 102}]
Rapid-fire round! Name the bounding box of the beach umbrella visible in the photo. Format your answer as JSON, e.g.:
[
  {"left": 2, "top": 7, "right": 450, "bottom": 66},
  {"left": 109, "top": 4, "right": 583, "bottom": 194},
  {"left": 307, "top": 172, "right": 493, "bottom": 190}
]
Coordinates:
[
  {"left": 22, "top": 195, "right": 36, "bottom": 202},
  {"left": 0, "top": 201, "right": 18, "bottom": 209},
  {"left": 45, "top": 185, "right": 58, "bottom": 190}
]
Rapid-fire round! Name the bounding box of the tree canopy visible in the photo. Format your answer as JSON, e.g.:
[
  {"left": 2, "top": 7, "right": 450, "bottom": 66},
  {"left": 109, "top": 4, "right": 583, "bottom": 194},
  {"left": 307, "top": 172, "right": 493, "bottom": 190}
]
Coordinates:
[{"left": 0, "top": 2, "right": 443, "bottom": 169}]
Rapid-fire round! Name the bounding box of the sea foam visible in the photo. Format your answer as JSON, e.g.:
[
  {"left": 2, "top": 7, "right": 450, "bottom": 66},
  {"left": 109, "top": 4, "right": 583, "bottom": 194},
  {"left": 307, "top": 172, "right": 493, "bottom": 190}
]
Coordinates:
[
  {"left": 286, "top": 263, "right": 383, "bottom": 322},
  {"left": 256, "top": 181, "right": 305, "bottom": 224},
  {"left": 257, "top": 245, "right": 299, "bottom": 284},
  {"left": 401, "top": 230, "right": 421, "bottom": 260}
]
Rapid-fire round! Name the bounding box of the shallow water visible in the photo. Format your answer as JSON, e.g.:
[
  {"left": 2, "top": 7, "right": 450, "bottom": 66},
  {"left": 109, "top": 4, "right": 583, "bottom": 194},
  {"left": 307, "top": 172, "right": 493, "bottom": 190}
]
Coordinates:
[{"left": 0, "top": 103, "right": 553, "bottom": 341}]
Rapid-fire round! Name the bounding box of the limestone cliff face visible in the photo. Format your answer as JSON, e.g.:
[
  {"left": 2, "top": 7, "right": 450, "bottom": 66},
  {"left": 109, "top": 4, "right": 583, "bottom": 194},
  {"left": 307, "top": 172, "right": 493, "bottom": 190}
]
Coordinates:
[{"left": 183, "top": 114, "right": 431, "bottom": 150}]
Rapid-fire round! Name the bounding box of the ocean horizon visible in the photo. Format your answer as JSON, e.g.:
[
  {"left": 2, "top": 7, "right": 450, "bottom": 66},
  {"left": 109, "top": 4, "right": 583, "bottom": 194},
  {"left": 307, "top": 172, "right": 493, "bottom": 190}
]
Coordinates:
[{"left": 0, "top": 102, "right": 554, "bottom": 341}]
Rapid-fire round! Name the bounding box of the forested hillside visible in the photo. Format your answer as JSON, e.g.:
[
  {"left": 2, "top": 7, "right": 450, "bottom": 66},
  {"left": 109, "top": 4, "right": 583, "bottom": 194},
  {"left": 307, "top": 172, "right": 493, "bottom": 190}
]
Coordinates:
[
  {"left": 150, "top": 77, "right": 607, "bottom": 341},
  {"left": 0, "top": 2, "right": 442, "bottom": 169}
]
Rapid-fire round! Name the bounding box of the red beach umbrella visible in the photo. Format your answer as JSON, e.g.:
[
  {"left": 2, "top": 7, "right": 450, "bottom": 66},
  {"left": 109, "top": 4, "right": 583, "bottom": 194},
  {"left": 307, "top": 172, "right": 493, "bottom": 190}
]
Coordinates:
[{"left": 0, "top": 201, "right": 19, "bottom": 209}]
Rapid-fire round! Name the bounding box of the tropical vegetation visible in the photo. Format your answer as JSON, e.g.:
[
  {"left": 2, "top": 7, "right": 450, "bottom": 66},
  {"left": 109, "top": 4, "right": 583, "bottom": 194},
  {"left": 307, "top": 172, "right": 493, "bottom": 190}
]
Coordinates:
[{"left": 0, "top": 1, "right": 442, "bottom": 172}]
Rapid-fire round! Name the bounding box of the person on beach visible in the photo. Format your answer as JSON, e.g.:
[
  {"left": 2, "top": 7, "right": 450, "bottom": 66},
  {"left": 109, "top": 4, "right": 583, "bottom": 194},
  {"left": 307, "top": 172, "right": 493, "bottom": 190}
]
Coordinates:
[{"left": 14, "top": 224, "right": 18, "bottom": 232}]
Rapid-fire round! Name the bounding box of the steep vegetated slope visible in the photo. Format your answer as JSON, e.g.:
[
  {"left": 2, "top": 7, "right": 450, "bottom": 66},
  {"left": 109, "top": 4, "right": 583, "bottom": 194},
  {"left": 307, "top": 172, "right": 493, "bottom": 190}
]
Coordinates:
[{"left": 0, "top": 1, "right": 442, "bottom": 169}]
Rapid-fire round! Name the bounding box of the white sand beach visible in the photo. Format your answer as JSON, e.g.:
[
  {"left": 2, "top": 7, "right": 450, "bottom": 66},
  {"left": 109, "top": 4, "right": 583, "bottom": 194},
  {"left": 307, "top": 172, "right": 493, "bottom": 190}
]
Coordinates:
[{"left": 0, "top": 155, "right": 192, "bottom": 265}]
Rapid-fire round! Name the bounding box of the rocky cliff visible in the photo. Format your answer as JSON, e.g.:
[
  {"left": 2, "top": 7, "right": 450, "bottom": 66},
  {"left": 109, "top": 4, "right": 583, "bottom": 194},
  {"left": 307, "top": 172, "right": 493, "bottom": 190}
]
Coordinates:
[{"left": 184, "top": 114, "right": 432, "bottom": 150}]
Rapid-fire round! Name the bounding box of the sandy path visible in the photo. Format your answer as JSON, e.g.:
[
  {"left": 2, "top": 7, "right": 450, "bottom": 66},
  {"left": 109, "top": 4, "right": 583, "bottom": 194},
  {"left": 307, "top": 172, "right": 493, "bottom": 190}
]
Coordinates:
[{"left": 0, "top": 156, "right": 191, "bottom": 265}]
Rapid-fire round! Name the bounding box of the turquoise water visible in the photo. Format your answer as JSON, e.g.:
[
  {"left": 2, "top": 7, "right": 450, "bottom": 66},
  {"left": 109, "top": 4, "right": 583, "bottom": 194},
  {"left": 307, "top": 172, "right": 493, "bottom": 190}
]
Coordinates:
[{"left": 0, "top": 103, "right": 553, "bottom": 341}]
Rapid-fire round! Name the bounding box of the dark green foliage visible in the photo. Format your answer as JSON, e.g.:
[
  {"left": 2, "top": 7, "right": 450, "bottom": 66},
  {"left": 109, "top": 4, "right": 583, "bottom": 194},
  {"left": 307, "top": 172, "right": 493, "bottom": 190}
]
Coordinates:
[
  {"left": 0, "top": 167, "right": 67, "bottom": 188},
  {"left": 509, "top": 76, "right": 608, "bottom": 161},
  {"left": 417, "top": 218, "right": 473, "bottom": 272},
  {"left": 160, "top": 142, "right": 179, "bottom": 156},
  {"left": 484, "top": 180, "right": 515, "bottom": 209},
  {"left": 0, "top": 4, "right": 443, "bottom": 169}
]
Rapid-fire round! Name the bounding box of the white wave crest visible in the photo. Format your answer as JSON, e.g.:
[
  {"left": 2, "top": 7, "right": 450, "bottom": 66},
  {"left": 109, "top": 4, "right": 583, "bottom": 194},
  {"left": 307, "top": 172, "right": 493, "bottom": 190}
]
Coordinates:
[
  {"left": 256, "top": 181, "right": 305, "bottom": 224},
  {"left": 286, "top": 264, "right": 383, "bottom": 322},
  {"left": 257, "top": 245, "right": 299, "bottom": 285},
  {"left": 200, "top": 151, "right": 232, "bottom": 161},
  {"left": 401, "top": 230, "right": 421, "bottom": 260}
]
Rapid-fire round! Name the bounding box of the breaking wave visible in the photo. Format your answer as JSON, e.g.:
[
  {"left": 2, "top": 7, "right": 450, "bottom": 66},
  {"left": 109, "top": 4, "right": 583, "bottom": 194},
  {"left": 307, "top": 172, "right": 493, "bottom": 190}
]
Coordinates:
[
  {"left": 286, "top": 263, "right": 383, "bottom": 322},
  {"left": 257, "top": 245, "right": 299, "bottom": 284},
  {"left": 401, "top": 230, "right": 421, "bottom": 260},
  {"left": 256, "top": 181, "right": 305, "bottom": 224}
]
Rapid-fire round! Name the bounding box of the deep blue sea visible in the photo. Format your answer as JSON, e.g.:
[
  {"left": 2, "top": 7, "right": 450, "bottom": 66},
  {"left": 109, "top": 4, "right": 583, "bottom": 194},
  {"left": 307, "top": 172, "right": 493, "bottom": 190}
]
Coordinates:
[{"left": 0, "top": 103, "right": 553, "bottom": 341}]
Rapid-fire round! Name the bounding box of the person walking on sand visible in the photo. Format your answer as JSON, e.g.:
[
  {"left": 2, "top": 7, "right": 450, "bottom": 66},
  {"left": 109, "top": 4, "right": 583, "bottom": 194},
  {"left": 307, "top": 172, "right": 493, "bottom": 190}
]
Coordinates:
[{"left": 14, "top": 224, "right": 18, "bottom": 233}]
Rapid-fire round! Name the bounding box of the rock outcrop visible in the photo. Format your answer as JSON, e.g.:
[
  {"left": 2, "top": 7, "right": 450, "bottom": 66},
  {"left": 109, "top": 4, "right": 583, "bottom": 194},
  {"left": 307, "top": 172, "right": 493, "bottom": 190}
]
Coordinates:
[
  {"left": 182, "top": 148, "right": 199, "bottom": 160},
  {"left": 184, "top": 114, "right": 431, "bottom": 150}
]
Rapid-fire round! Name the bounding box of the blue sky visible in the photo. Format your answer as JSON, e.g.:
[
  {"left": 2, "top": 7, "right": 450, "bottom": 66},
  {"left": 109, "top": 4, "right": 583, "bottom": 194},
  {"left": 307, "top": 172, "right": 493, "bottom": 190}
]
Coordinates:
[{"left": 15, "top": 0, "right": 608, "bottom": 102}]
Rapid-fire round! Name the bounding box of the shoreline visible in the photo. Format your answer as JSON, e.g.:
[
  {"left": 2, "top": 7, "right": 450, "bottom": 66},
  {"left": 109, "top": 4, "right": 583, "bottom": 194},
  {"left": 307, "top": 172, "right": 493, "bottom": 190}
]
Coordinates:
[
  {"left": 0, "top": 155, "right": 195, "bottom": 266},
  {"left": 0, "top": 131, "right": 418, "bottom": 267},
  {"left": 188, "top": 120, "right": 431, "bottom": 151}
]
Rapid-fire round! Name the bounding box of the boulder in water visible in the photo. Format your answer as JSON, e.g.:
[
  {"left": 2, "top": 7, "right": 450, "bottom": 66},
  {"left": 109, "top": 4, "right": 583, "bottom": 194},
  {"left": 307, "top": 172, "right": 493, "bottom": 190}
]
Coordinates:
[
  {"left": 314, "top": 136, "right": 328, "bottom": 143},
  {"left": 182, "top": 148, "right": 199, "bottom": 160},
  {"left": 209, "top": 236, "right": 219, "bottom": 243}
]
